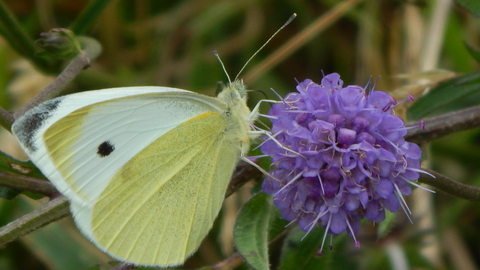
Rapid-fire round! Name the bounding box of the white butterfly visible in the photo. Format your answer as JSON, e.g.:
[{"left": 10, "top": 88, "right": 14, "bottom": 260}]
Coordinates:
[{"left": 12, "top": 14, "right": 295, "bottom": 267}]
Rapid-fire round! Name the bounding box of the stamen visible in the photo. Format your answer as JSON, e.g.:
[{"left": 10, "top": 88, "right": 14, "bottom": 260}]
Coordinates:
[
  {"left": 419, "top": 120, "right": 425, "bottom": 130},
  {"left": 394, "top": 93, "right": 415, "bottom": 106},
  {"left": 398, "top": 120, "right": 425, "bottom": 131},
  {"left": 247, "top": 154, "right": 270, "bottom": 159},
  {"left": 275, "top": 171, "right": 303, "bottom": 196},
  {"left": 240, "top": 156, "right": 273, "bottom": 179},
  {"left": 346, "top": 218, "right": 360, "bottom": 248},
  {"left": 258, "top": 113, "right": 278, "bottom": 119},
  {"left": 302, "top": 210, "right": 329, "bottom": 240},
  {"left": 285, "top": 218, "right": 298, "bottom": 228},
  {"left": 393, "top": 185, "right": 413, "bottom": 224},
  {"left": 318, "top": 174, "right": 325, "bottom": 195},
  {"left": 318, "top": 213, "right": 332, "bottom": 255},
  {"left": 252, "top": 130, "right": 282, "bottom": 151},
  {"left": 408, "top": 168, "right": 435, "bottom": 178},
  {"left": 269, "top": 87, "right": 285, "bottom": 102},
  {"left": 400, "top": 176, "right": 435, "bottom": 193}
]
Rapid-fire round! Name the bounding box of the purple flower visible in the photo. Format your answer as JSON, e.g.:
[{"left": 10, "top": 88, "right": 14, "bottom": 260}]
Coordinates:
[{"left": 261, "top": 73, "right": 426, "bottom": 252}]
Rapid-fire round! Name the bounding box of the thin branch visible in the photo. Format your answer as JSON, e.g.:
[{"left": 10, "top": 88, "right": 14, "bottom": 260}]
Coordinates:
[
  {"left": 226, "top": 162, "right": 263, "bottom": 198},
  {"left": 0, "top": 107, "right": 14, "bottom": 131},
  {"left": 0, "top": 172, "right": 58, "bottom": 197},
  {"left": 0, "top": 196, "right": 70, "bottom": 247},
  {"left": 211, "top": 253, "right": 245, "bottom": 270},
  {"left": 418, "top": 169, "right": 480, "bottom": 202},
  {"left": 13, "top": 52, "right": 90, "bottom": 119},
  {"left": 12, "top": 36, "right": 101, "bottom": 119},
  {"left": 111, "top": 263, "right": 137, "bottom": 270},
  {"left": 405, "top": 105, "right": 480, "bottom": 144}
]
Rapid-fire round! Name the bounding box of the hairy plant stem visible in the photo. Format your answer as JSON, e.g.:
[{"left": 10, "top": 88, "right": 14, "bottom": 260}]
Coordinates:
[
  {"left": 0, "top": 172, "right": 57, "bottom": 197},
  {"left": 418, "top": 169, "right": 480, "bottom": 203},
  {"left": 405, "top": 105, "right": 480, "bottom": 144},
  {"left": 0, "top": 196, "right": 69, "bottom": 247}
]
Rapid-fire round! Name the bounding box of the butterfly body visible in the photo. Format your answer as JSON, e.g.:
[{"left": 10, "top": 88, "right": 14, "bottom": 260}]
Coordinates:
[{"left": 12, "top": 83, "right": 256, "bottom": 266}]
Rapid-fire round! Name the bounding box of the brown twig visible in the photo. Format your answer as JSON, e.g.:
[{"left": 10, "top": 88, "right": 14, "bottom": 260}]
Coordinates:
[
  {"left": 111, "top": 262, "right": 137, "bottom": 270},
  {"left": 405, "top": 105, "right": 480, "bottom": 144},
  {"left": 0, "top": 172, "right": 58, "bottom": 197},
  {"left": 13, "top": 52, "right": 90, "bottom": 119},
  {"left": 226, "top": 162, "right": 263, "bottom": 198},
  {"left": 0, "top": 196, "right": 70, "bottom": 247},
  {"left": 0, "top": 107, "right": 15, "bottom": 131},
  {"left": 12, "top": 36, "right": 102, "bottom": 119}
]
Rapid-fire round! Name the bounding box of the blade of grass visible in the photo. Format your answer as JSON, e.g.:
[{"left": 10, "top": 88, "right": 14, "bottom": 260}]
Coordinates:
[
  {"left": 0, "top": 0, "right": 53, "bottom": 73},
  {"left": 69, "top": 0, "right": 114, "bottom": 35},
  {"left": 243, "top": 0, "right": 364, "bottom": 84}
]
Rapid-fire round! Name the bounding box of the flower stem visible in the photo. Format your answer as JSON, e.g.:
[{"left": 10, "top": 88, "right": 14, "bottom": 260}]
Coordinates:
[
  {"left": 111, "top": 263, "right": 137, "bottom": 270},
  {"left": 0, "top": 172, "right": 57, "bottom": 197},
  {"left": 12, "top": 37, "right": 102, "bottom": 119},
  {"left": 405, "top": 105, "right": 480, "bottom": 144},
  {"left": 0, "top": 196, "right": 69, "bottom": 247},
  {"left": 0, "top": 107, "right": 14, "bottom": 131},
  {"left": 418, "top": 169, "right": 480, "bottom": 202}
]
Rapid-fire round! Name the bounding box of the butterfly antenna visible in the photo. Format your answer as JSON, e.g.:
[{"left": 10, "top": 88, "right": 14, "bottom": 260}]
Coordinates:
[
  {"left": 213, "top": 50, "right": 232, "bottom": 84},
  {"left": 234, "top": 13, "right": 297, "bottom": 81}
]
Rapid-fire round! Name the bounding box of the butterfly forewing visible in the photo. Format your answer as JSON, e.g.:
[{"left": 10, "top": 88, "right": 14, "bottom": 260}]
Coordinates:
[{"left": 13, "top": 87, "right": 227, "bottom": 206}]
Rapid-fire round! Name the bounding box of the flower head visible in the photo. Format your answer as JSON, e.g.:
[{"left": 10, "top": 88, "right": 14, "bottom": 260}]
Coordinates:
[{"left": 261, "top": 73, "right": 424, "bottom": 251}]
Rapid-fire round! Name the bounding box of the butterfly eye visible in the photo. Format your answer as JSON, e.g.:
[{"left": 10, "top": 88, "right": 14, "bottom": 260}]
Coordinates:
[{"left": 97, "top": 141, "right": 115, "bottom": 157}]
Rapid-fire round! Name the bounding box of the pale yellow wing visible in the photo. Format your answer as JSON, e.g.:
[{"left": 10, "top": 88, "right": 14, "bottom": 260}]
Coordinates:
[
  {"left": 71, "top": 111, "right": 239, "bottom": 267},
  {"left": 12, "top": 87, "right": 227, "bottom": 207}
]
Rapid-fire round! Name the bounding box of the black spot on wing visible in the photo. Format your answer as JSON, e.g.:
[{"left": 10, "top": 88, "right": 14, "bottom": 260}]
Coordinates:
[
  {"left": 97, "top": 141, "right": 115, "bottom": 157},
  {"left": 12, "top": 98, "right": 63, "bottom": 153}
]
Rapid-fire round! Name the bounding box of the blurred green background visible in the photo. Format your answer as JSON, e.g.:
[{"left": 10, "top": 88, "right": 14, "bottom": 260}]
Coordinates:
[{"left": 0, "top": 0, "right": 479, "bottom": 269}]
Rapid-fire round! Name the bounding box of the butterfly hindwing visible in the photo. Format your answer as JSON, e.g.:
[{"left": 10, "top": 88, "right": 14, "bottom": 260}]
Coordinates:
[{"left": 70, "top": 111, "right": 239, "bottom": 266}]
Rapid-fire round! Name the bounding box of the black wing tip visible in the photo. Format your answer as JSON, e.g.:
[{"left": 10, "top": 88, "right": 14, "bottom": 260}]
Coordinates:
[{"left": 12, "top": 98, "right": 63, "bottom": 153}]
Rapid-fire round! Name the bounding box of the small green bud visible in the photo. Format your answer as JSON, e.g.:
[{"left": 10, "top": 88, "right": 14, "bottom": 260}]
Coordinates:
[{"left": 35, "top": 28, "right": 82, "bottom": 59}]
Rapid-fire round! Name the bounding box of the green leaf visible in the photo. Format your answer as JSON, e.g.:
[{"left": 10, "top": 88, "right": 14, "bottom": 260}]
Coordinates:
[
  {"left": 267, "top": 206, "right": 289, "bottom": 242},
  {"left": 377, "top": 211, "right": 396, "bottom": 239},
  {"left": 68, "top": 0, "right": 113, "bottom": 35},
  {"left": 0, "top": 150, "right": 44, "bottom": 178},
  {"left": 0, "top": 186, "right": 20, "bottom": 200},
  {"left": 278, "top": 226, "right": 332, "bottom": 270},
  {"left": 406, "top": 71, "right": 480, "bottom": 121},
  {"left": 0, "top": 150, "right": 46, "bottom": 200},
  {"left": 234, "top": 193, "right": 272, "bottom": 270},
  {"left": 465, "top": 42, "right": 480, "bottom": 63},
  {"left": 456, "top": 0, "right": 480, "bottom": 17}
]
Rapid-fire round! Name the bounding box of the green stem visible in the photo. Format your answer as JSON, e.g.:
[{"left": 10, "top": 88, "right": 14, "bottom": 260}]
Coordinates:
[
  {"left": 0, "top": 0, "right": 53, "bottom": 73},
  {"left": 418, "top": 169, "right": 480, "bottom": 202},
  {"left": 12, "top": 37, "right": 102, "bottom": 119},
  {"left": 0, "top": 196, "right": 69, "bottom": 247},
  {"left": 0, "top": 107, "right": 14, "bottom": 131},
  {"left": 112, "top": 263, "right": 137, "bottom": 270},
  {"left": 0, "top": 172, "right": 57, "bottom": 197},
  {"left": 226, "top": 162, "right": 262, "bottom": 198},
  {"left": 405, "top": 105, "right": 480, "bottom": 144},
  {"left": 69, "top": 0, "right": 113, "bottom": 35}
]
